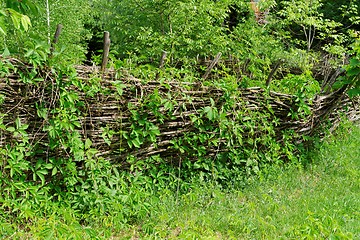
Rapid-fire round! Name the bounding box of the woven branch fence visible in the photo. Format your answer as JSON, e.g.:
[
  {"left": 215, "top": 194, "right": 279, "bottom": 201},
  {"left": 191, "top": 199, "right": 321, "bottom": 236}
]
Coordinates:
[{"left": 1, "top": 59, "right": 359, "bottom": 162}]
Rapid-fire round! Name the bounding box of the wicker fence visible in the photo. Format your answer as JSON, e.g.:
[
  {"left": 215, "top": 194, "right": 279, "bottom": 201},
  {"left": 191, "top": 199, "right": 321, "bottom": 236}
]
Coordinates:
[{"left": 1, "top": 60, "right": 359, "bottom": 161}]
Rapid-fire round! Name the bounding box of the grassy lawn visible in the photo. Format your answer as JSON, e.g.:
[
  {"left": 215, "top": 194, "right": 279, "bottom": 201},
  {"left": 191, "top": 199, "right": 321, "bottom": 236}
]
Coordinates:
[{"left": 129, "top": 125, "right": 360, "bottom": 239}]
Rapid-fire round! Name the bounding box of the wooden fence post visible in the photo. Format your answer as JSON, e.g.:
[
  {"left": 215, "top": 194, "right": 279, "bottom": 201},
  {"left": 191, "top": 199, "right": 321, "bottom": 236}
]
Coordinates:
[
  {"left": 159, "top": 51, "right": 168, "bottom": 69},
  {"left": 266, "top": 59, "right": 284, "bottom": 87},
  {"left": 155, "top": 51, "right": 168, "bottom": 80},
  {"left": 101, "top": 31, "right": 111, "bottom": 72},
  {"left": 49, "top": 24, "right": 63, "bottom": 57},
  {"left": 202, "top": 52, "right": 222, "bottom": 80}
]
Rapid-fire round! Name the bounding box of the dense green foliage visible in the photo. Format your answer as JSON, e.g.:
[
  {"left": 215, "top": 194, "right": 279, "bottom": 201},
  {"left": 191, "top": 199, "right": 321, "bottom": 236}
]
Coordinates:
[
  {"left": 0, "top": 0, "right": 360, "bottom": 238},
  {"left": 1, "top": 0, "right": 91, "bottom": 62},
  {"left": 0, "top": 52, "right": 309, "bottom": 226}
]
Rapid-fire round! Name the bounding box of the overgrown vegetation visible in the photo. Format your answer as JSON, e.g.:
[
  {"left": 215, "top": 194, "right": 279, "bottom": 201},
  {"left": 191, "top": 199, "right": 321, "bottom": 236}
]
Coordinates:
[
  {"left": 129, "top": 124, "right": 360, "bottom": 239},
  {"left": 1, "top": 123, "right": 359, "bottom": 238},
  {"left": 0, "top": 0, "right": 360, "bottom": 238}
]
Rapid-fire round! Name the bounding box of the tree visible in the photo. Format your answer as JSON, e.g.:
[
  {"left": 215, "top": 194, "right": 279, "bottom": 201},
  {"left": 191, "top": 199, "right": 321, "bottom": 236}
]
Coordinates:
[
  {"left": 276, "top": 0, "right": 343, "bottom": 52},
  {"left": 30, "top": 0, "right": 92, "bottom": 62},
  {"left": 1, "top": 0, "right": 91, "bottom": 63},
  {"left": 93, "top": 0, "right": 246, "bottom": 63}
]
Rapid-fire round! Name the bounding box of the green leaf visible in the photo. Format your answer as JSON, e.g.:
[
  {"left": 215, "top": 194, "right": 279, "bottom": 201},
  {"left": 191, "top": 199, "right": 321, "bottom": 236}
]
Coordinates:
[
  {"left": 38, "top": 173, "right": 45, "bottom": 185},
  {"left": 20, "top": 124, "right": 28, "bottom": 131},
  {"left": 0, "top": 25, "right": 6, "bottom": 35},
  {"left": 72, "top": 121, "right": 81, "bottom": 128},
  {"left": 349, "top": 58, "right": 360, "bottom": 66},
  {"left": 204, "top": 106, "right": 212, "bottom": 120},
  {"left": 132, "top": 138, "right": 141, "bottom": 148},
  {"left": 347, "top": 67, "right": 360, "bottom": 77},
  {"left": 85, "top": 139, "right": 92, "bottom": 150},
  {"left": 38, "top": 169, "right": 48, "bottom": 175},
  {"left": 52, "top": 167, "right": 58, "bottom": 176},
  {"left": 348, "top": 88, "right": 360, "bottom": 98},
  {"left": 113, "top": 81, "right": 127, "bottom": 95},
  {"left": 6, "top": 127, "right": 15, "bottom": 132},
  {"left": 8, "top": 9, "right": 21, "bottom": 29},
  {"left": 35, "top": 160, "right": 42, "bottom": 169},
  {"left": 15, "top": 118, "right": 21, "bottom": 129},
  {"left": 20, "top": 14, "right": 31, "bottom": 31},
  {"left": 37, "top": 106, "right": 48, "bottom": 119},
  {"left": 2, "top": 47, "right": 10, "bottom": 57},
  {"left": 44, "top": 163, "right": 53, "bottom": 169},
  {"left": 25, "top": 49, "right": 34, "bottom": 57}
]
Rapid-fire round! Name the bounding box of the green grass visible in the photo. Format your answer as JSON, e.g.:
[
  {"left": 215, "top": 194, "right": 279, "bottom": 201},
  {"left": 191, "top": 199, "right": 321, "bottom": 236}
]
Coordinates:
[
  {"left": 1, "top": 125, "right": 359, "bottom": 239},
  {"left": 132, "top": 125, "right": 360, "bottom": 239}
]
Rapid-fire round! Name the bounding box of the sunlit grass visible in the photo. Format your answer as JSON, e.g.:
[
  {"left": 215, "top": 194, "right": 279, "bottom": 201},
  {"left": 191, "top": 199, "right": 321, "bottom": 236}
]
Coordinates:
[{"left": 133, "top": 124, "right": 360, "bottom": 239}]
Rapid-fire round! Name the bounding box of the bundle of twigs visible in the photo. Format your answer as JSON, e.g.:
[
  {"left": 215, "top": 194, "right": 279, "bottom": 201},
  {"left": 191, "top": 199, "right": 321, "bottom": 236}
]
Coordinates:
[{"left": 1, "top": 60, "right": 359, "bottom": 161}]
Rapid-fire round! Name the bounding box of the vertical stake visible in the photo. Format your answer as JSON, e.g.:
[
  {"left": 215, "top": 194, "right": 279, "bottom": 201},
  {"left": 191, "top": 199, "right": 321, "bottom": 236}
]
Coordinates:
[
  {"left": 49, "top": 24, "right": 63, "bottom": 57},
  {"left": 101, "top": 31, "right": 111, "bottom": 72},
  {"left": 159, "top": 51, "right": 168, "bottom": 69},
  {"left": 266, "top": 59, "right": 284, "bottom": 87},
  {"left": 155, "top": 51, "right": 167, "bottom": 80},
  {"left": 202, "top": 52, "right": 222, "bottom": 80}
]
